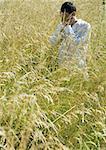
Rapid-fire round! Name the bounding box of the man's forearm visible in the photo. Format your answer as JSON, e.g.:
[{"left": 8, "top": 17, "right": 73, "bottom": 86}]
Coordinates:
[{"left": 49, "top": 23, "right": 64, "bottom": 46}]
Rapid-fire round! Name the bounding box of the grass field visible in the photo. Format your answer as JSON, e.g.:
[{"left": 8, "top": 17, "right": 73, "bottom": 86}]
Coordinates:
[{"left": 0, "top": 0, "right": 106, "bottom": 149}]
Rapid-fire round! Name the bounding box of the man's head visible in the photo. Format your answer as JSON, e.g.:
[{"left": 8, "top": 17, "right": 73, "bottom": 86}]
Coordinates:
[{"left": 60, "top": 2, "right": 77, "bottom": 24}]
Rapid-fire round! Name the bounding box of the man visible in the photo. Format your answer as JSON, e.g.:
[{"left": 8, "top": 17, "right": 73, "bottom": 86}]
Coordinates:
[{"left": 49, "top": 2, "right": 91, "bottom": 70}]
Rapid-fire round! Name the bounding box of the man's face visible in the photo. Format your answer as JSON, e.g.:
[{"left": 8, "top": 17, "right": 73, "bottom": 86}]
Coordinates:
[{"left": 60, "top": 11, "right": 76, "bottom": 23}]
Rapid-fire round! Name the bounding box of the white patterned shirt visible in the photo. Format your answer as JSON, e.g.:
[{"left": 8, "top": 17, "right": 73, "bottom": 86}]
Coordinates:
[{"left": 49, "top": 19, "right": 91, "bottom": 69}]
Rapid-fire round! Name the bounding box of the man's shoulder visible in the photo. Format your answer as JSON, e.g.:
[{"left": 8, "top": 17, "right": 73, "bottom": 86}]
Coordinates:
[{"left": 77, "top": 19, "right": 91, "bottom": 29}]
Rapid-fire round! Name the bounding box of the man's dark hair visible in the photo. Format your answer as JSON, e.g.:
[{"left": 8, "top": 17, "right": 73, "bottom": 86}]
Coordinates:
[{"left": 61, "top": 2, "right": 76, "bottom": 14}]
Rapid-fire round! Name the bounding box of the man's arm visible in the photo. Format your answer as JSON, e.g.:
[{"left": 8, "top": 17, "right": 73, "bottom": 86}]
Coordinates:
[
  {"left": 49, "top": 23, "right": 65, "bottom": 46},
  {"left": 64, "top": 23, "right": 91, "bottom": 44},
  {"left": 64, "top": 23, "right": 91, "bottom": 68}
]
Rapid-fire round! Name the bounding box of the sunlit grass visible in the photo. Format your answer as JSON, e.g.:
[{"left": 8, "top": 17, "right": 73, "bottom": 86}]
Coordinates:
[{"left": 0, "top": 0, "right": 106, "bottom": 149}]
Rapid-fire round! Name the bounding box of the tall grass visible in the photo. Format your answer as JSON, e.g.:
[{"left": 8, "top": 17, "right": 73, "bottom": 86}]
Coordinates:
[{"left": 0, "top": 0, "right": 106, "bottom": 149}]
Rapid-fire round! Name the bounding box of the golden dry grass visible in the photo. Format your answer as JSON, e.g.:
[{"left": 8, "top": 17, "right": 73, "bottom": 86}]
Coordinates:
[{"left": 0, "top": 0, "right": 106, "bottom": 149}]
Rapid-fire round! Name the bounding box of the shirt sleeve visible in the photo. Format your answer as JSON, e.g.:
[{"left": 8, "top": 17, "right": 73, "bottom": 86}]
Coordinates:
[
  {"left": 49, "top": 23, "right": 64, "bottom": 46},
  {"left": 64, "top": 24, "right": 91, "bottom": 45},
  {"left": 64, "top": 23, "right": 91, "bottom": 68}
]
